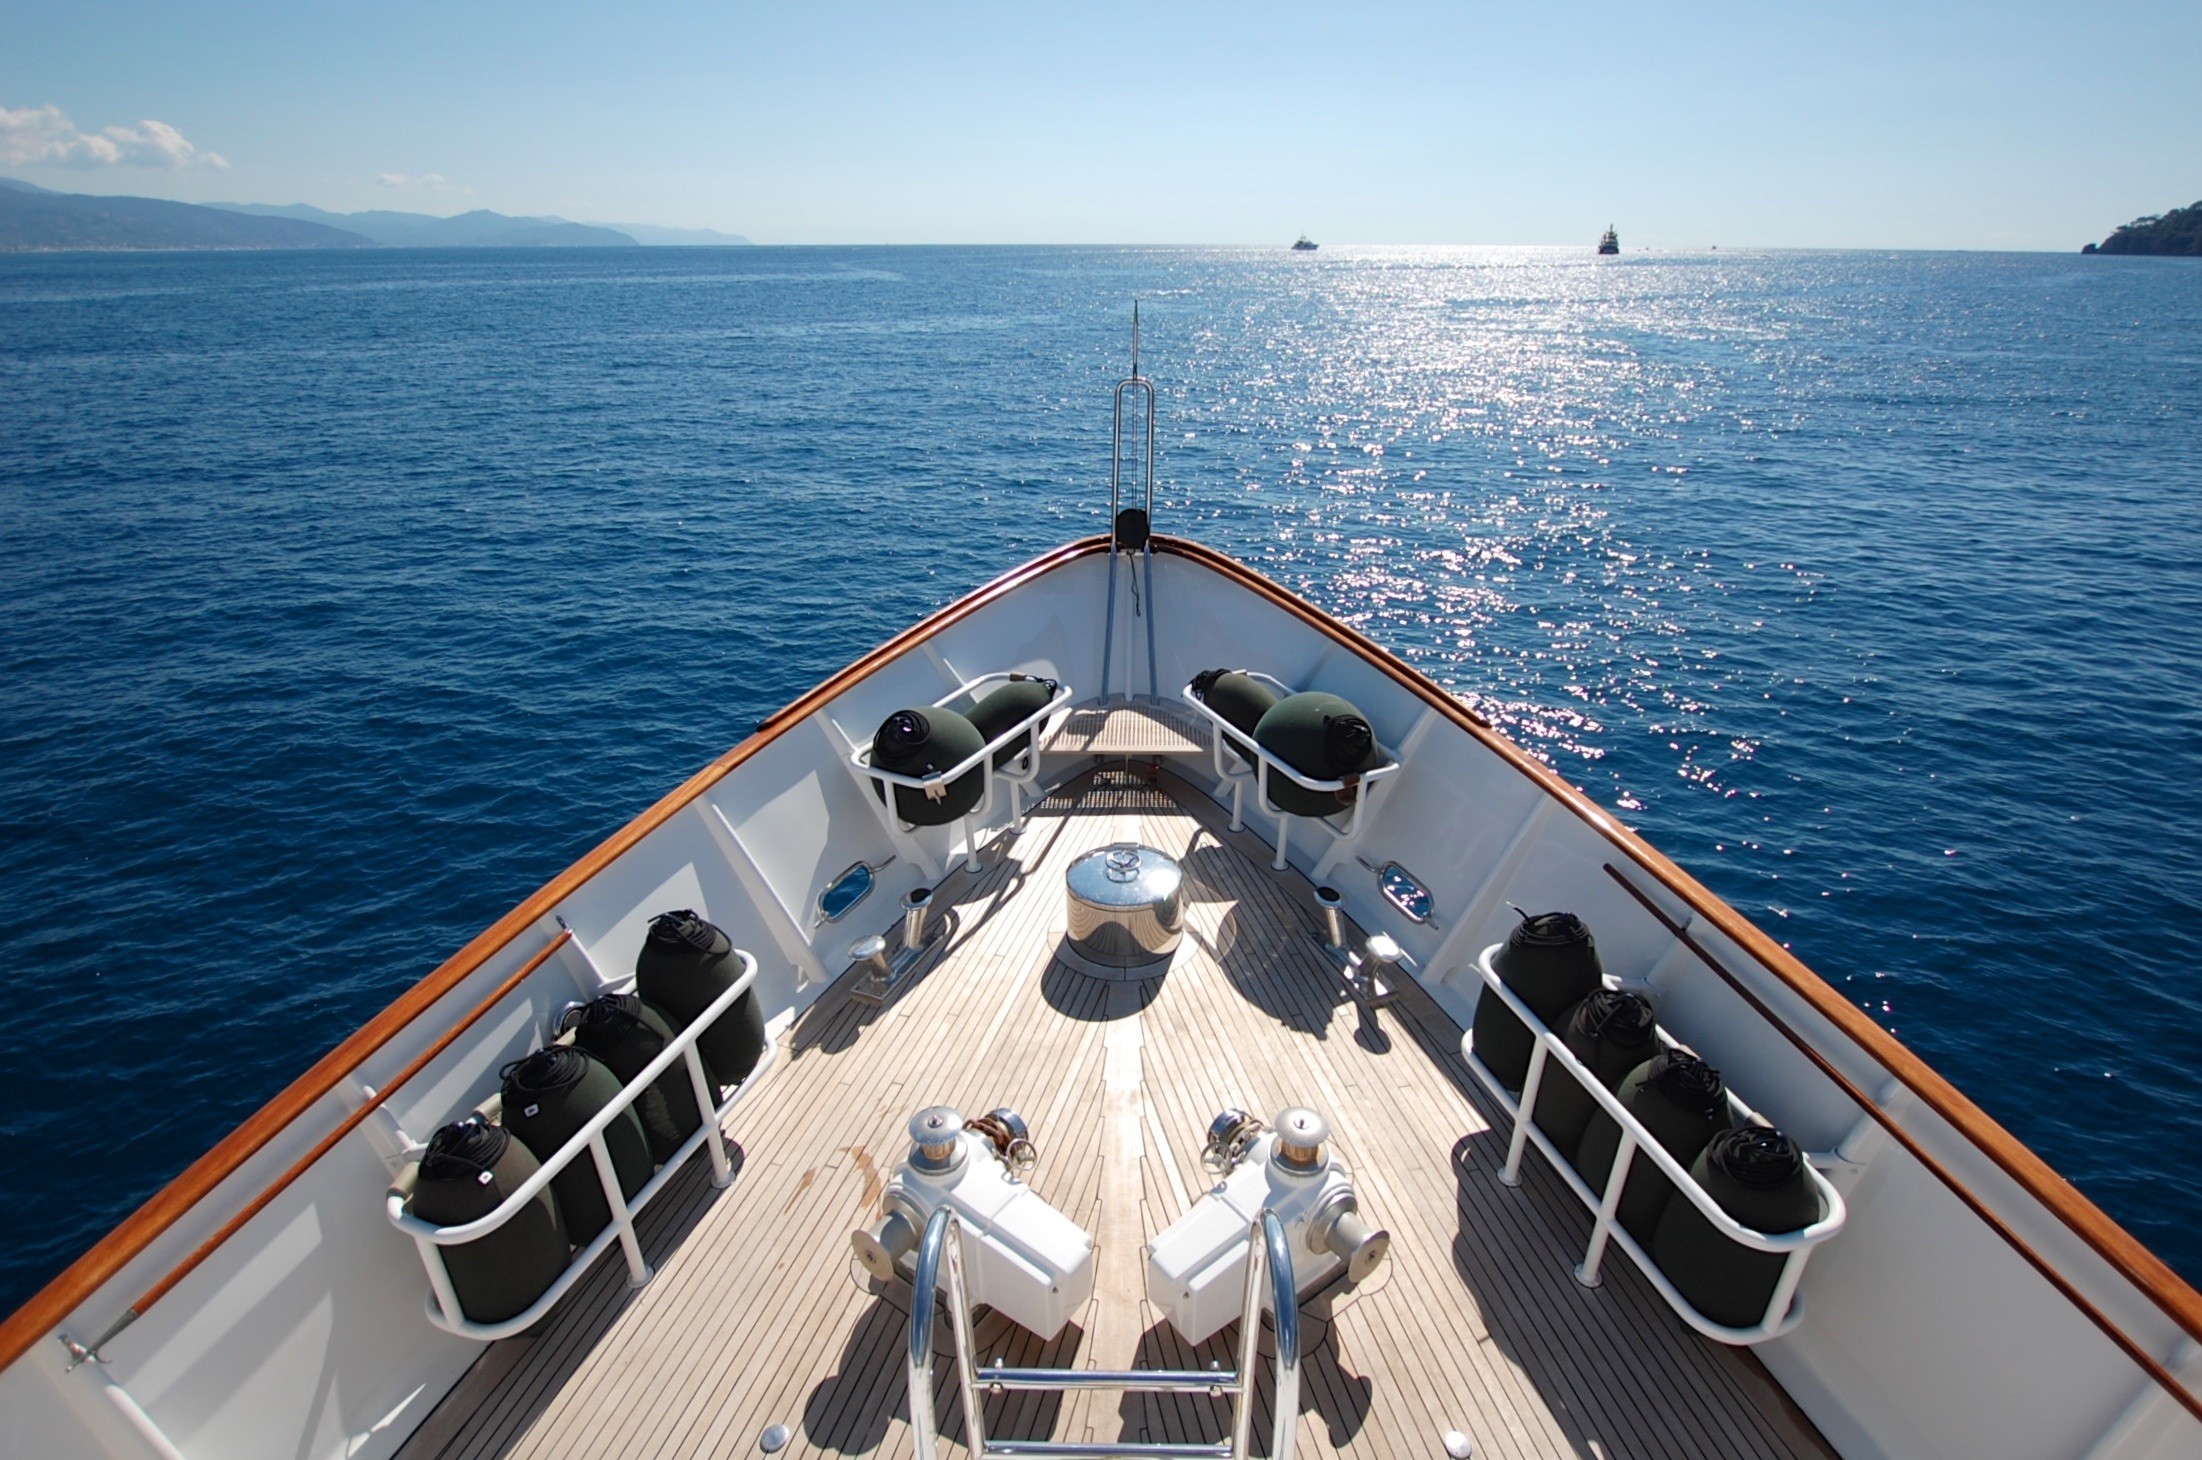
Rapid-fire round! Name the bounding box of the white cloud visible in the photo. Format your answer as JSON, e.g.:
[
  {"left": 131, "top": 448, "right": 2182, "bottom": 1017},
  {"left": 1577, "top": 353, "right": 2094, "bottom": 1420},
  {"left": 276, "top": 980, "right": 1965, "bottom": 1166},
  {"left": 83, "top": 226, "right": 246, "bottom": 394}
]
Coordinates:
[
  {"left": 376, "top": 171, "right": 472, "bottom": 196},
  {"left": 0, "top": 103, "right": 228, "bottom": 170}
]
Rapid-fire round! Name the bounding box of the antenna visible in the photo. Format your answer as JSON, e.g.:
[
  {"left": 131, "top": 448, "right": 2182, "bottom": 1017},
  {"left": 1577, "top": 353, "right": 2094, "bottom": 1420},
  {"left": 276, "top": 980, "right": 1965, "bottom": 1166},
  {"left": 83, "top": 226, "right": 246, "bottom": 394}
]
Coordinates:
[{"left": 1131, "top": 299, "right": 1141, "bottom": 379}]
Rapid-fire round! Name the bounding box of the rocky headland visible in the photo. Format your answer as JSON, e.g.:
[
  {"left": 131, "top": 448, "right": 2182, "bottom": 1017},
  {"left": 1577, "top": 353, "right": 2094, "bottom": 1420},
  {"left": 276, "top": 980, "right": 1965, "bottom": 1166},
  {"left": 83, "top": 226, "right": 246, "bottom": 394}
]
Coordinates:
[{"left": 2083, "top": 202, "right": 2202, "bottom": 256}]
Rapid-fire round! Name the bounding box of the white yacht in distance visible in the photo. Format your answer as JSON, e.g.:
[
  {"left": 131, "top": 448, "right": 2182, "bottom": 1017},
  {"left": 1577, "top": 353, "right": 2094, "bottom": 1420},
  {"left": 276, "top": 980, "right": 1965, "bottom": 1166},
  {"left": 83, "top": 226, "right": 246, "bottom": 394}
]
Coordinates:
[{"left": 4, "top": 330, "right": 2199, "bottom": 1460}]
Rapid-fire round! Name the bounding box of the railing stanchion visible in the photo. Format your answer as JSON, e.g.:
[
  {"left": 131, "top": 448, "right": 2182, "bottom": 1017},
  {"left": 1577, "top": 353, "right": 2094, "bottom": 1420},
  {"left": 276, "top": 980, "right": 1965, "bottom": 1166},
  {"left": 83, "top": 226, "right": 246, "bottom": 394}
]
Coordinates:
[
  {"left": 1576, "top": 1130, "right": 1637, "bottom": 1289},
  {"left": 1223, "top": 725, "right": 1247, "bottom": 830},
  {"left": 1501, "top": 1041, "right": 1548, "bottom": 1187},
  {"left": 590, "top": 1133, "right": 652, "bottom": 1288},
  {"left": 686, "top": 1047, "right": 733, "bottom": 1187},
  {"left": 414, "top": 1234, "right": 464, "bottom": 1329},
  {"left": 1263, "top": 763, "right": 1290, "bottom": 869},
  {"left": 1143, "top": 542, "right": 1159, "bottom": 706},
  {"left": 1764, "top": 1249, "right": 1810, "bottom": 1336},
  {"left": 1100, "top": 550, "right": 1120, "bottom": 702}
]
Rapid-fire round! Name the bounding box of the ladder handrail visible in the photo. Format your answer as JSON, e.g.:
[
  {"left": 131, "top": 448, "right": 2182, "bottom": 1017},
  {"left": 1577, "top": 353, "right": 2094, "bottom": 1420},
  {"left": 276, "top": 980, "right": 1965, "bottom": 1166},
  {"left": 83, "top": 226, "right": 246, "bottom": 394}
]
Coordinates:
[
  {"left": 1109, "top": 375, "right": 1156, "bottom": 534},
  {"left": 1252, "top": 1207, "right": 1301, "bottom": 1460},
  {"left": 1109, "top": 303, "right": 1156, "bottom": 537},
  {"left": 907, "top": 1205, "right": 1298, "bottom": 1460},
  {"left": 1102, "top": 303, "right": 1160, "bottom": 703}
]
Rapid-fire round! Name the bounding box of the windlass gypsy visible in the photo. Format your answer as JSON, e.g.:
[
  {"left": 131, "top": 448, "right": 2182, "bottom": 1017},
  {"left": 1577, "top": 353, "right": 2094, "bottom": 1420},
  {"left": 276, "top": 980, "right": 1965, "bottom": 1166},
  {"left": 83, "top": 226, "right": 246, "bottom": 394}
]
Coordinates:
[
  {"left": 1146, "top": 1106, "right": 1389, "bottom": 1346},
  {"left": 851, "top": 1105, "right": 1095, "bottom": 1339}
]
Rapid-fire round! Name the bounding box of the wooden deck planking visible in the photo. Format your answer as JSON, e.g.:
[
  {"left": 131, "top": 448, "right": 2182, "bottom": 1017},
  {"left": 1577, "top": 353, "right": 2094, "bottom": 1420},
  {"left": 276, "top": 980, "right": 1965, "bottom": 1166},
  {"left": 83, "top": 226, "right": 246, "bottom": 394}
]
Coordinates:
[
  {"left": 400, "top": 770, "right": 1830, "bottom": 1460},
  {"left": 1053, "top": 700, "right": 1212, "bottom": 758}
]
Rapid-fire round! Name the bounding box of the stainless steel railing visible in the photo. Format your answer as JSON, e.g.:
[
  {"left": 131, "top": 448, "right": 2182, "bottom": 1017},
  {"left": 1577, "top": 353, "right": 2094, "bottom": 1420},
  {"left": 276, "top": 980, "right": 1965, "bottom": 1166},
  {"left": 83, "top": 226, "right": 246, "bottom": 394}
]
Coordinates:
[{"left": 907, "top": 1205, "right": 1299, "bottom": 1460}]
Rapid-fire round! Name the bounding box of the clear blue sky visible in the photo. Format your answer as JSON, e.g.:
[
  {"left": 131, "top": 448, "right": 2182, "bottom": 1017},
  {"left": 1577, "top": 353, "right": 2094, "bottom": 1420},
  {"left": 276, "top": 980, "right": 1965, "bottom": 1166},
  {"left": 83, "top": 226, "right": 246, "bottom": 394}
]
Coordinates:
[{"left": 3, "top": 0, "right": 2196, "bottom": 247}]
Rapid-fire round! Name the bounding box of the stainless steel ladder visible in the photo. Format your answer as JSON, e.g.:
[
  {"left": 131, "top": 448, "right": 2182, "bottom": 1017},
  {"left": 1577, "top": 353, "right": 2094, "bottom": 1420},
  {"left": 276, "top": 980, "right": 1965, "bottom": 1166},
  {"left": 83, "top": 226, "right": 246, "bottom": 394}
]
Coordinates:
[
  {"left": 1099, "top": 303, "right": 1160, "bottom": 705},
  {"left": 907, "top": 1206, "right": 1301, "bottom": 1460}
]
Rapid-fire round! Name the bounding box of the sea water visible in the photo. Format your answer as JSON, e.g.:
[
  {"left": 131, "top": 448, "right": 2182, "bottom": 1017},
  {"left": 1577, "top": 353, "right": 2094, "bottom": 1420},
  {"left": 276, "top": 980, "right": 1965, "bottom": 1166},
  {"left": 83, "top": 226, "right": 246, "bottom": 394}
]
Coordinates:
[{"left": 2, "top": 245, "right": 2197, "bottom": 1314}]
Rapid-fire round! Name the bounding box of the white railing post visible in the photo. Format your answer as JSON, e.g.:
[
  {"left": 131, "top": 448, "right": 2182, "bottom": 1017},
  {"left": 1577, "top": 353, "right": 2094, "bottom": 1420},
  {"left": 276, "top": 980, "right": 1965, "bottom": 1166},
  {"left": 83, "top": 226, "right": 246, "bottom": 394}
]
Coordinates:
[
  {"left": 1263, "top": 761, "right": 1291, "bottom": 869},
  {"left": 1762, "top": 1249, "right": 1810, "bottom": 1334},
  {"left": 908, "top": 1208, "right": 983, "bottom": 1460},
  {"left": 1500, "top": 1039, "right": 1549, "bottom": 1188},
  {"left": 959, "top": 810, "right": 982, "bottom": 873},
  {"left": 560, "top": 923, "right": 614, "bottom": 987},
  {"left": 685, "top": 1045, "right": 733, "bottom": 1187},
  {"left": 588, "top": 1132, "right": 651, "bottom": 1288},
  {"left": 412, "top": 1233, "right": 466, "bottom": 1326},
  {"left": 1576, "top": 1129, "right": 1638, "bottom": 1289}
]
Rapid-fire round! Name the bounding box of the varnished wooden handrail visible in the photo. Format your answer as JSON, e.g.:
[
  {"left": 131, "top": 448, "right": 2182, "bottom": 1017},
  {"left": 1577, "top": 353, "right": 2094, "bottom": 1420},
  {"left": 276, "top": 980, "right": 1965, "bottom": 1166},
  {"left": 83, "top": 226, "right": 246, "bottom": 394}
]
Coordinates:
[
  {"left": 0, "top": 536, "right": 1114, "bottom": 1375},
  {"left": 1603, "top": 866, "right": 2202, "bottom": 1424},
  {"left": 1151, "top": 533, "right": 2202, "bottom": 1353},
  {"left": 69, "top": 930, "right": 575, "bottom": 1359}
]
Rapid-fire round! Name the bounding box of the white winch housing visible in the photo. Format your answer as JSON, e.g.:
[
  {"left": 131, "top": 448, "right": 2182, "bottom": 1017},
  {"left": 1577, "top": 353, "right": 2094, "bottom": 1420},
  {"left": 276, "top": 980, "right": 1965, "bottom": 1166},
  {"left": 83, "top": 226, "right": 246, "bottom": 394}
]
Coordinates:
[
  {"left": 1145, "top": 1107, "right": 1389, "bottom": 1347},
  {"left": 855, "top": 1106, "right": 1095, "bottom": 1340}
]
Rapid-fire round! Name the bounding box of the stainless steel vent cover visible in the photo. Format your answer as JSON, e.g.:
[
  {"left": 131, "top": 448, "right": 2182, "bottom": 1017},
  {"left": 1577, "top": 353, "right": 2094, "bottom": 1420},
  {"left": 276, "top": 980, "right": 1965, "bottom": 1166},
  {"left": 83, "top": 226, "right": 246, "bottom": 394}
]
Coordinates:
[{"left": 1063, "top": 842, "right": 1184, "bottom": 974}]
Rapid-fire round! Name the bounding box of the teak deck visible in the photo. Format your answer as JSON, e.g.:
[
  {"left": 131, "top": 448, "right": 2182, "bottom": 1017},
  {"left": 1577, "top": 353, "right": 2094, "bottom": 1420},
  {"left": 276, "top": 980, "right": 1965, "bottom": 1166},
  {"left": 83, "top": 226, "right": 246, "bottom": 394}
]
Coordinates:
[
  {"left": 1053, "top": 701, "right": 1212, "bottom": 758},
  {"left": 399, "top": 770, "right": 1829, "bottom": 1460}
]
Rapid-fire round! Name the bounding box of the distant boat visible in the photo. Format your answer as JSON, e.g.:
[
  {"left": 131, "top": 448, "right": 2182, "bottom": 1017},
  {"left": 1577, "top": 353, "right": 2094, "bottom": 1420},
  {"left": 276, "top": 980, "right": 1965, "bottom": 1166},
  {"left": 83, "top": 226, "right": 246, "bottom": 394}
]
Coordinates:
[
  {"left": 1598, "top": 226, "right": 1620, "bottom": 256},
  {"left": 1292, "top": 235, "right": 1318, "bottom": 251}
]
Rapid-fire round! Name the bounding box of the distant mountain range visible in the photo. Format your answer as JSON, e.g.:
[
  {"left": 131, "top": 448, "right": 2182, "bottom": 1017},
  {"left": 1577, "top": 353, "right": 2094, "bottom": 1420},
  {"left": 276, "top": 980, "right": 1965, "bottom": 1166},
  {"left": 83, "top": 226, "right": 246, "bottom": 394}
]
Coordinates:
[
  {"left": 206, "top": 202, "right": 638, "bottom": 248},
  {"left": 0, "top": 178, "right": 366, "bottom": 251},
  {"left": 0, "top": 178, "right": 752, "bottom": 252}
]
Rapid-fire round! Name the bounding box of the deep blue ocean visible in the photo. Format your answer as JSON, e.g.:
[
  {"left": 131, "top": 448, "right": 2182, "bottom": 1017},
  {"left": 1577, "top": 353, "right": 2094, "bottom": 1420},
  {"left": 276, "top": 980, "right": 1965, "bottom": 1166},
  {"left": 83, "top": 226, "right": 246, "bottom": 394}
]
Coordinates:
[{"left": 3, "top": 246, "right": 2199, "bottom": 1315}]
